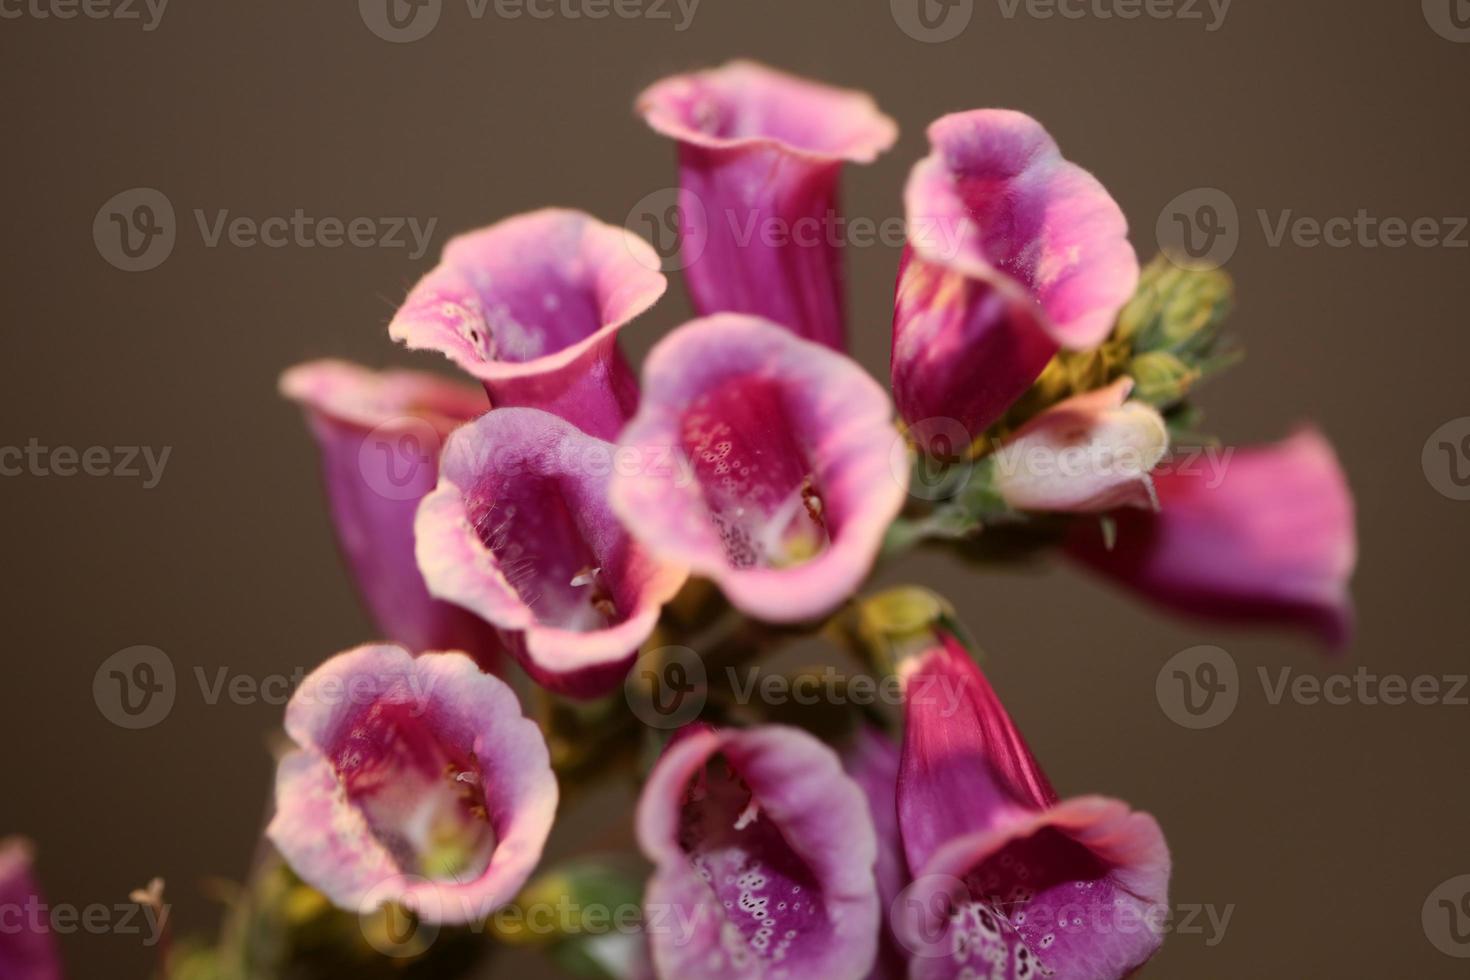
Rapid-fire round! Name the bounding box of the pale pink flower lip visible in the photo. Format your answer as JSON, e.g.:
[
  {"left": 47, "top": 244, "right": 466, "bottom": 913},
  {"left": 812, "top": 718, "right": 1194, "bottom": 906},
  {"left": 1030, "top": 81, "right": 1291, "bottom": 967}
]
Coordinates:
[
  {"left": 267, "top": 645, "right": 558, "bottom": 925},
  {"left": 388, "top": 208, "right": 667, "bottom": 439},
  {"left": 635, "top": 725, "right": 881, "bottom": 979},
  {"left": 610, "top": 314, "right": 908, "bottom": 624}
]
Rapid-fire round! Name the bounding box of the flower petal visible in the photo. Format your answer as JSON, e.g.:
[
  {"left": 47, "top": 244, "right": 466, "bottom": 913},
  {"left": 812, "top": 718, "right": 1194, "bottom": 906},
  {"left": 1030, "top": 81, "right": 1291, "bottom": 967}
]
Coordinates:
[
  {"left": 267, "top": 645, "right": 558, "bottom": 925},
  {"left": 0, "top": 839, "right": 63, "bottom": 980},
  {"left": 388, "top": 209, "right": 666, "bottom": 439},
  {"left": 611, "top": 314, "right": 907, "bottom": 623},
  {"left": 843, "top": 728, "right": 909, "bottom": 980}
]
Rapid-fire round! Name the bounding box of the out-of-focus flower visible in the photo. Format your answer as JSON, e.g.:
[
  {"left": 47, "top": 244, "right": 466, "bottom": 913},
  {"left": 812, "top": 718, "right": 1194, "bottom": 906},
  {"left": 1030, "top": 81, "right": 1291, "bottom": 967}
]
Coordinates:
[
  {"left": 635, "top": 724, "right": 880, "bottom": 979},
  {"left": 416, "top": 408, "right": 687, "bottom": 697},
  {"left": 1068, "top": 427, "right": 1357, "bottom": 649},
  {"left": 637, "top": 61, "right": 898, "bottom": 350},
  {"left": 611, "top": 314, "right": 906, "bottom": 624},
  {"left": 388, "top": 209, "right": 667, "bottom": 439},
  {"left": 280, "top": 360, "right": 501, "bottom": 670},
  {"left": 267, "top": 645, "right": 557, "bottom": 925},
  {"left": 896, "top": 634, "right": 1171, "bottom": 979},
  {"left": 842, "top": 728, "right": 908, "bottom": 980},
  {"left": 893, "top": 110, "right": 1139, "bottom": 454},
  {"left": 989, "top": 378, "right": 1169, "bottom": 513},
  {"left": 0, "top": 838, "right": 63, "bottom": 980}
]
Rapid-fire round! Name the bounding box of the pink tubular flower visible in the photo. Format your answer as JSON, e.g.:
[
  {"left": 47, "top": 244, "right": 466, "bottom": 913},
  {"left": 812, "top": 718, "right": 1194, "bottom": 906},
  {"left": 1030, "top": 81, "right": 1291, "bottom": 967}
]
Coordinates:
[
  {"left": 388, "top": 208, "right": 667, "bottom": 439},
  {"left": 897, "top": 635, "right": 1171, "bottom": 979},
  {"left": 0, "top": 838, "right": 62, "bottom": 980},
  {"left": 280, "top": 361, "right": 501, "bottom": 669},
  {"left": 609, "top": 314, "right": 908, "bottom": 624},
  {"left": 893, "top": 110, "right": 1139, "bottom": 453},
  {"left": 990, "top": 378, "right": 1169, "bottom": 514},
  {"left": 636, "top": 725, "right": 881, "bottom": 980},
  {"left": 637, "top": 60, "right": 898, "bottom": 350},
  {"left": 1068, "top": 427, "right": 1357, "bottom": 650},
  {"left": 267, "top": 645, "right": 557, "bottom": 925},
  {"left": 415, "top": 407, "right": 688, "bottom": 697},
  {"left": 842, "top": 728, "right": 908, "bottom": 980}
]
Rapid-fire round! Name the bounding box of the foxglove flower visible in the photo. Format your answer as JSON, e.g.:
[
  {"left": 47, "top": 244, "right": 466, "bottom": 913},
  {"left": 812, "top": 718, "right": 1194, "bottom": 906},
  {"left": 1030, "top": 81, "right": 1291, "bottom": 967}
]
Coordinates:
[
  {"left": 0, "top": 838, "right": 62, "bottom": 980},
  {"left": 610, "top": 315, "right": 907, "bottom": 623},
  {"left": 280, "top": 361, "right": 500, "bottom": 668},
  {"left": 267, "top": 645, "right": 557, "bottom": 924},
  {"left": 416, "top": 407, "right": 688, "bottom": 697},
  {"left": 989, "top": 378, "right": 1169, "bottom": 513},
  {"left": 893, "top": 110, "right": 1139, "bottom": 454},
  {"left": 636, "top": 724, "right": 880, "bottom": 979},
  {"left": 388, "top": 209, "right": 667, "bottom": 440},
  {"left": 842, "top": 728, "right": 908, "bottom": 980},
  {"left": 1068, "top": 428, "right": 1357, "bottom": 649},
  {"left": 897, "top": 634, "right": 1171, "bottom": 979},
  {"left": 637, "top": 61, "right": 898, "bottom": 350}
]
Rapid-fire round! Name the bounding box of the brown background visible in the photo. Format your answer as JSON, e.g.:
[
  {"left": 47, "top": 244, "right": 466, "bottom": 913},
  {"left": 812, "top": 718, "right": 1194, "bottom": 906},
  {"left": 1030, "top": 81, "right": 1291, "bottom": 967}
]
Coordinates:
[{"left": 2, "top": 0, "right": 1467, "bottom": 976}]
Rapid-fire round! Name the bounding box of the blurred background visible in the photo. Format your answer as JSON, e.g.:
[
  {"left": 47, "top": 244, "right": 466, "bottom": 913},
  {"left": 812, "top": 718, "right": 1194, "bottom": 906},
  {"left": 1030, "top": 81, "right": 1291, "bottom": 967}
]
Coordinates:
[{"left": 2, "top": 0, "right": 1468, "bottom": 975}]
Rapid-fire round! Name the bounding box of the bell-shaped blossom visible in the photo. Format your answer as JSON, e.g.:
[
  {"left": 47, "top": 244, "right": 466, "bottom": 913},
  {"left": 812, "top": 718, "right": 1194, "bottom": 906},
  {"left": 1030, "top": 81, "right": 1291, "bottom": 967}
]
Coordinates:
[
  {"left": 1068, "top": 428, "right": 1357, "bottom": 649},
  {"left": 416, "top": 407, "right": 687, "bottom": 697},
  {"left": 637, "top": 61, "right": 898, "bottom": 350},
  {"left": 280, "top": 361, "right": 501, "bottom": 669},
  {"left": 842, "top": 728, "right": 908, "bottom": 980},
  {"left": 893, "top": 110, "right": 1139, "bottom": 454},
  {"left": 388, "top": 208, "right": 667, "bottom": 440},
  {"left": 636, "top": 724, "right": 880, "bottom": 979},
  {"left": 989, "top": 378, "right": 1169, "bottom": 513},
  {"left": 0, "top": 838, "right": 63, "bottom": 980},
  {"left": 267, "top": 645, "right": 557, "bottom": 925},
  {"left": 897, "top": 635, "right": 1171, "bottom": 979},
  {"left": 610, "top": 314, "right": 907, "bottom": 624}
]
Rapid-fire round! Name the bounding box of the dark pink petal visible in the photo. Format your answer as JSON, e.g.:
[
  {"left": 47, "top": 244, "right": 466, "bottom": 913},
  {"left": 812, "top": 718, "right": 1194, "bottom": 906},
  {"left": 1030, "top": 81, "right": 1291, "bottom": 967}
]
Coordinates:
[
  {"left": 1068, "top": 428, "right": 1358, "bottom": 649},
  {"left": 416, "top": 408, "right": 687, "bottom": 697},
  {"left": 267, "top": 645, "right": 557, "bottom": 924},
  {"left": 636, "top": 725, "right": 880, "bottom": 980},
  {"left": 897, "top": 641, "right": 1170, "bottom": 979},
  {"left": 893, "top": 111, "right": 1138, "bottom": 445},
  {"left": 611, "top": 315, "right": 907, "bottom": 623},
  {"left": 0, "top": 839, "right": 63, "bottom": 980},
  {"left": 843, "top": 728, "right": 909, "bottom": 980},
  {"left": 280, "top": 360, "right": 501, "bottom": 670},
  {"left": 638, "top": 61, "right": 898, "bottom": 350},
  {"left": 388, "top": 209, "right": 667, "bottom": 439}
]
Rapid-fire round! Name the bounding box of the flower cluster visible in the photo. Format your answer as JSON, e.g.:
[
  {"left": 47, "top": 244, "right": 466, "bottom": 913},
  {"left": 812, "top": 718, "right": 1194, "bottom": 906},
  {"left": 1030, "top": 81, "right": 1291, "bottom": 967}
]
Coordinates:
[{"left": 222, "top": 59, "right": 1352, "bottom": 980}]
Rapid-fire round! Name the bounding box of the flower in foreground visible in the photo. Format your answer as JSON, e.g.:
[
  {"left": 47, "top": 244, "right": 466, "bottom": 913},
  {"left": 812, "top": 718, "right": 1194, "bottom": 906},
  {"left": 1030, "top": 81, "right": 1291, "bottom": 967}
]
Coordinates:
[
  {"left": 842, "top": 728, "right": 908, "bottom": 980},
  {"left": 636, "top": 724, "right": 880, "bottom": 979},
  {"left": 893, "top": 110, "right": 1139, "bottom": 454},
  {"left": 638, "top": 60, "right": 898, "bottom": 350},
  {"left": 0, "top": 838, "right": 62, "bottom": 980},
  {"left": 280, "top": 360, "right": 500, "bottom": 668},
  {"left": 415, "top": 407, "right": 688, "bottom": 697},
  {"left": 896, "top": 634, "right": 1171, "bottom": 979},
  {"left": 388, "top": 208, "right": 667, "bottom": 439},
  {"left": 611, "top": 314, "right": 907, "bottom": 624},
  {"left": 1068, "top": 427, "right": 1357, "bottom": 649},
  {"left": 268, "top": 645, "right": 557, "bottom": 924}
]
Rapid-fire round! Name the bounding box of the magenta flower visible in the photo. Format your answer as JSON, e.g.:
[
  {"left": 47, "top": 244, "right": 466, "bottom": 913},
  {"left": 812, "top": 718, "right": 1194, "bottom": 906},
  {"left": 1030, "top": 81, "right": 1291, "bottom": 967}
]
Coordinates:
[
  {"left": 1069, "top": 428, "right": 1357, "bottom": 649},
  {"left": 842, "top": 728, "right": 908, "bottom": 980},
  {"left": 280, "top": 361, "right": 501, "bottom": 669},
  {"left": 415, "top": 407, "right": 688, "bottom": 697},
  {"left": 892, "top": 110, "right": 1139, "bottom": 452},
  {"left": 267, "top": 644, "right": 557, "bottom": 924},
  {"left": 0, "top": 839, "right": 62, "bottom": 980},
  {"left": 896, "top": 635, "right": 1171, "bottom": 979},
  {"left": 990, "top": 378, "right": 1169, "bottom": 514},
  {"left": 611, "top": 315, "right": 907, "bottom": 623},
  {"left": 637, "top": 61, "right": 898, "bottom": 350},
  {"left": 388, "top": 209, "right": 667, "bottom": 440},
  {"left": 635, "top": 725, "right": 880, "bottom": 979}
]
